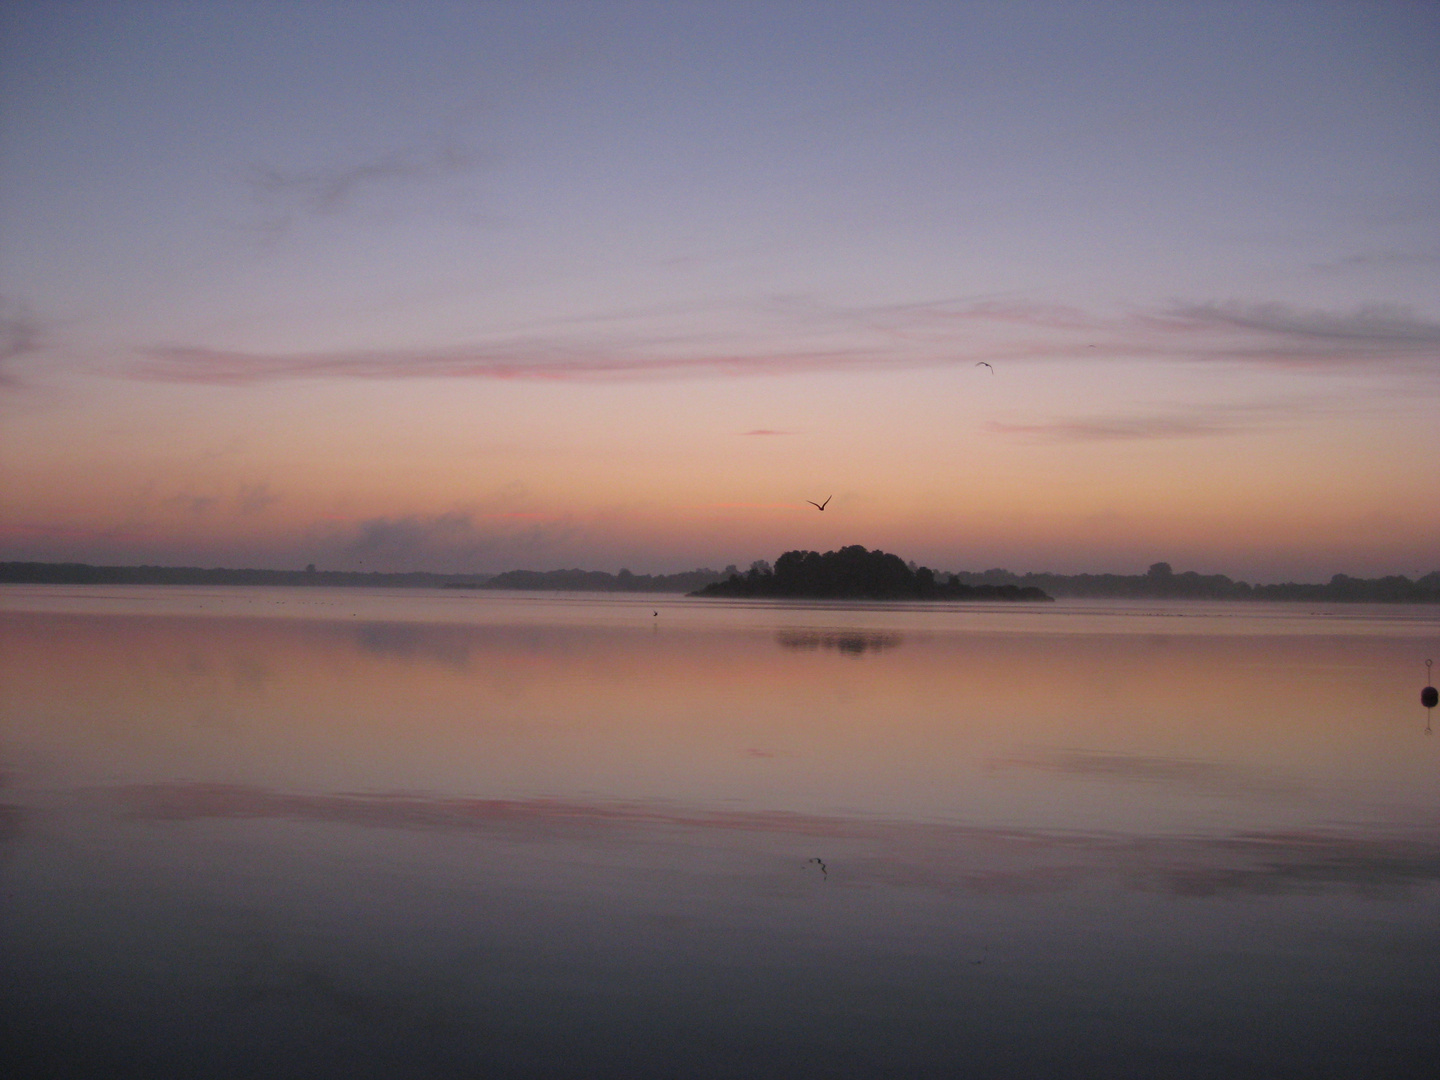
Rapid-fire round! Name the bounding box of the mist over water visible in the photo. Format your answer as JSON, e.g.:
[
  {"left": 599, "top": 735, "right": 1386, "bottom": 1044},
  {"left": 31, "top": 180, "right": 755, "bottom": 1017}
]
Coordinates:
[{"left": 2, "top": 587, "right": 1438, "bottom": 1077}]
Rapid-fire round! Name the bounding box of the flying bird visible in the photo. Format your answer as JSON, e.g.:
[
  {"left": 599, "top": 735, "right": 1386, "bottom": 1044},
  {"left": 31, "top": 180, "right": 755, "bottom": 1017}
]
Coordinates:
[
  {"left": 975, "top": 362, "right": 994, "bottom": 374},
  {"left": 807, "top": 496, "right": 832, "bottom": 511},
  {"left": 808, "top": 857, "right": 828, "bottom": 880}
]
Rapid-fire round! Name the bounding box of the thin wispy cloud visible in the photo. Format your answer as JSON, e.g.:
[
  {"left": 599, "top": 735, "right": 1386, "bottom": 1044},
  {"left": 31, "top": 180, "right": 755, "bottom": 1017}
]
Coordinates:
[
  {"left": 245, "top": 144, "right": 476, "bottom": 216},
  {"left": 236, "top": 482, "right": 280, "bottom": 515},
  {"left": 236, "top": 142, "right": 481, "bottom": 246},
  {"left": 165, "top": 493, "right": 217, "bottom": 515},
  {"left": 0, "top": 297, "right": 41, "bottom": 389},
  {"left": 1162, "top": 301, "right": 1440, "bottom": 362},
  {"left": 133, "top": 342, "right": 877, "bottom": 385},
  {"left": 990, "top": 401, "right": 1284, "bottom": 443},
  {"left": 877, "top": 297, "right": 1440, "bottom": 367},
  {"left": 128, "top": 298, "right": 1440, "bottom": 386},
  {"left": 988, "top": 396, "right": 1310, "bottom": 443},
  {"left": 989, "top": 416, "right": 1238, "bottom": 442},
  {"left": 1313, "top": 249, "right": 1440, "bottom": 274},
  {"left": 684, "top": 501, "right": 802, "bottom": 511},
  {"left": 740, "top": 429, "right": 793, "bottom": 436}
]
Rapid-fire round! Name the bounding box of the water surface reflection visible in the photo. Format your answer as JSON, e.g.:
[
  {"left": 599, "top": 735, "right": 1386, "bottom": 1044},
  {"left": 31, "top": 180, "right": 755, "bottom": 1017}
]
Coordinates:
[{"left": 1, "top": 588, "right": 1437, "bottom": 1077}]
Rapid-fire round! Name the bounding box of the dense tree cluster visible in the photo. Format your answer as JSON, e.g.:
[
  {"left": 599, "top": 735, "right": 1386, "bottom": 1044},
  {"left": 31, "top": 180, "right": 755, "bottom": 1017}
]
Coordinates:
[{"left": 693, "top": 545, "right": 1052, "bottom": 601}]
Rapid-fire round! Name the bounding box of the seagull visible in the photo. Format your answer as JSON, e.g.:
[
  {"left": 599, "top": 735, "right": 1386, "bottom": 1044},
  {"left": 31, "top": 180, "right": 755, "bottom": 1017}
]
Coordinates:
[
  {"left": 975, "top": 362, "right": 994, "bottom": 374},
  {"left": 808, "top": 857, "right": 828, "bottom": 880},
  {"left": 807, "top": 496, "right": 832, "bottom": 511}
]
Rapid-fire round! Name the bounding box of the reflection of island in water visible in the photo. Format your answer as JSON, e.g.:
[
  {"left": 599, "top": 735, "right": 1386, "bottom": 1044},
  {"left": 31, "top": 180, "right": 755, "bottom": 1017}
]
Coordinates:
[
  {"left": 695, "top": 546, "right": 1052, "bottom": 601},
  {"left": 777, "top": 630, "right": 903, "bottom": 655}
]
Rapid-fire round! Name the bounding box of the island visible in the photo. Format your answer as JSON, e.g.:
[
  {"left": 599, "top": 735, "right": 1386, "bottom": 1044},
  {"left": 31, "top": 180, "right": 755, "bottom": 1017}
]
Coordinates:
[{"left": 692, "top": 545, "right": 1053, "bottom": 601}]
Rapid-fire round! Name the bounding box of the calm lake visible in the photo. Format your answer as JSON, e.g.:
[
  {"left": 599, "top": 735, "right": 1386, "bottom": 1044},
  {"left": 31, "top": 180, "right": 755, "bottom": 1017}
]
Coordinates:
[{"left": 2, "top": 586, "right": 1438, "bottom": 1078}]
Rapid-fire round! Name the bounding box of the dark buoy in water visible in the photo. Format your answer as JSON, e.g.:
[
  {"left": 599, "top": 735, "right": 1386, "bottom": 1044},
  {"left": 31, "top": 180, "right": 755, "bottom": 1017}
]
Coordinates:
[{"left": 1423, "top": 660, "right": 1437, "bottom": 736}]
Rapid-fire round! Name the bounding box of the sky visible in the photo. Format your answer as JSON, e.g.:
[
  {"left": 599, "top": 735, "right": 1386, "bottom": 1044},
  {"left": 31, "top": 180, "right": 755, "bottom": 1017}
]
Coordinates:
[{"left": 1, "top": 0, "right": 1437, "bottom": 581}]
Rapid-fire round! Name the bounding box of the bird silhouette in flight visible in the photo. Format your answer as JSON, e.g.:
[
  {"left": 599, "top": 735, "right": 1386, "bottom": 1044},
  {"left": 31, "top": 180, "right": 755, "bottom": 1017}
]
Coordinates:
[
  {"left": 808, "top": 857, "right": 828, "bottom": 880},
  {"left": 807, "top": 496, "right": 832, "bottom": 511},
  {"left": 975, "top": 362, "right": 994, "bottom": 374}
]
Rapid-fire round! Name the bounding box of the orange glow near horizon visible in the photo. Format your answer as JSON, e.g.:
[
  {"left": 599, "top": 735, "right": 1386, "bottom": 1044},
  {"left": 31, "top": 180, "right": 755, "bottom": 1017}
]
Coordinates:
[{"left": 3, "top": 364, "right": 1438, "bottom": 579}]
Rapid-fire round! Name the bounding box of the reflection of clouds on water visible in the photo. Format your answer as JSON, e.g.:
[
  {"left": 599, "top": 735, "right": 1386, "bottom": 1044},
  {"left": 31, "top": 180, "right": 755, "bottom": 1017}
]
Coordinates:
[
  {"left": 351, "top": 622, "right": 476, "bottom": 670},
  {"left": 0, "top": 803, "right": 20, "bottom": 843},
  {"left": 348, "top": 620, "right": 589, "bottom": 674},
  {"left": 1151, "top": 833, "right": 1440, "bottom": 898},
  {"left": 234, "top": 948, "right": 384, "bottom": 1024},
  {"left": 231, "top": 655, "right": 273, "bottom": 693},
  {"left": 109, "top": 782, "right": 1440, "bottom": 899},
  {"left": 988, "top": 747, "right": 1304, "bottom": 800},
  {"left": 0, "top": 804, "right": 22, "bottom": 871},
  {"left": 0, "top": 767, "right": 22, "bottom": 854},
  {"left": 776, "top": 630, "right": 902, "bottom": 655}
]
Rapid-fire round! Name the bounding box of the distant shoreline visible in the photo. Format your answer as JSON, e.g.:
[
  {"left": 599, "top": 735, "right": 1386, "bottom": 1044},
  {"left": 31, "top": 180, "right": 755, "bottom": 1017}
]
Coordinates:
[
  {"left": 0, "top": 561, "right": 729, "bottom": 594},
  {"left": 2, "top": 560, "right": 1438, "bottom": 603},
  {"left": 0, "top": 562, "right": 488, "bottom": 590}
]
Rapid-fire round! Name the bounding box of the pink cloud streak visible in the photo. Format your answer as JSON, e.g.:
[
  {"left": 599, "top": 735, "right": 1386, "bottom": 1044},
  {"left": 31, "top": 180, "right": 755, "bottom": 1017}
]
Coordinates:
[{"left": 123, "top": 299, "right": 1440, "bottom": 387}]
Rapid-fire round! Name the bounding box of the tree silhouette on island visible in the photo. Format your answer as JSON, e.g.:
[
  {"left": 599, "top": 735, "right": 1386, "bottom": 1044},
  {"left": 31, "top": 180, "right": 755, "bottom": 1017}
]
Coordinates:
[{"left": 693, "top": 545, "right": 1052, "bottom": 601}]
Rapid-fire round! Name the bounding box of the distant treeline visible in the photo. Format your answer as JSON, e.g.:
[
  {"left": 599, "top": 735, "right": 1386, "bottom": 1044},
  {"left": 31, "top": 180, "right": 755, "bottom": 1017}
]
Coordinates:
[
  {"left": 0, "top": 560, "right": 727, "bottom": 593},
  {"left": 0, "top": 562, "right": 491, "bottom": 589},
  {"left": 948, "top": 562, "right": 1440, "bottom": 603},
  {"left": 474, "top": 567, "right": 732, "bottom": 593},
  {"left": 696, "top": 546, "right": 1052, "bottom": 601},
  {"left": 5, "top": 558, "right": 1438, "bottom": 602}
]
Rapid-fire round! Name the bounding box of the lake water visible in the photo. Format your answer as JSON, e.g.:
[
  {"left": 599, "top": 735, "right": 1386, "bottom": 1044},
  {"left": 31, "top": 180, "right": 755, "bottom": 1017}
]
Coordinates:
[{"left": 2, "top": 586, "right": 1438, "bottom": 1078}]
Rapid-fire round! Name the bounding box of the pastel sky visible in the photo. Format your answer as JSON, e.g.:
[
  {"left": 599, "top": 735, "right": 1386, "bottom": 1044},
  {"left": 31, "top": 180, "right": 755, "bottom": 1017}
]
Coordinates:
[{"left": 2, "top": 1, "right": 1437, "bottom": 580}]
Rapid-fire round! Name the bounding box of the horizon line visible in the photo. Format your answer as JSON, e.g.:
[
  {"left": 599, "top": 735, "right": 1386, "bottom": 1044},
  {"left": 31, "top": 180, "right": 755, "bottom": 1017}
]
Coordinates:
[{"left": 2, "top": 557, "right": 1436, "bottom": 591}]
